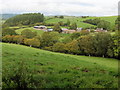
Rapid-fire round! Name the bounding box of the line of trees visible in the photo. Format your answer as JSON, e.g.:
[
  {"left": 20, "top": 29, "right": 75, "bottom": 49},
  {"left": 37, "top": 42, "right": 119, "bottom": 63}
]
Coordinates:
[
  {"left": 2, "top": 28, "right": 119, "bottom": 59},
  {"left": 83, "top": 18, "right": 111, "bottom": 30},
  {"left": 54, "top": 16, "right": 64, "bottom": 19},
  {"left": 44, "top": 19, "right": 77, "bottom": 29}
]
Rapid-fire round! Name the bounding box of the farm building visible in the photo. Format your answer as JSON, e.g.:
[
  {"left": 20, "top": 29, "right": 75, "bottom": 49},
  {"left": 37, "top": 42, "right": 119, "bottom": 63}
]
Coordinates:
[
  {"left": 86, "top": 29, "right": 91, "bottom": 32},
  {"left": 34, "top": 26, "right": 47, "bottom": 29},
  {"left": 94, "top": 28, "right": 107, "bottom": 32},
  {"left": 47, "top": 28, "right": 53, "bottom": 32},
  {"left": 62, "top": 30, "right": 76, "bottom": 34},
  {"left": 77, "top": 28, "right": 82, "bottom": 32},
  {"left": 62, "top": 28, "right": 69, "bottom": 31}
]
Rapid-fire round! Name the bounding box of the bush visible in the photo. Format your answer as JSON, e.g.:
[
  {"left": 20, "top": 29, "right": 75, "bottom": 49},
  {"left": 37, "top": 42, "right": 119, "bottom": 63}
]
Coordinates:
[
  {"left": 59, "top": 16, "right": 64, "bottom": 19},
  {"left": 13, "top": 35, "right": 24, "bottom": 44},
  {"left": 40, "top": 32, "right": 59, "bottom": 47},
  {"left": 2, "top": 28, "right": 17, "bottom": 36},
  {"left": 2, "top": 35, "right": 14, "bottom": 43},
  {"left": 65, "top": 40, "right": 80, "bottom": 54},
  {"left": 4, "top": 13, "right": 44, "bottom": 26},
  {"left": 53, "top": 23, "right": 62, "bottom": 33},
  {"left": 52, "top": 42, "right": 65, "bottom": 53},
  {"left": 70, "top": 32, "right": 81, "bottom": 40},
  {"left": 80, "top": 30, "right": 89, "bottom": 36},
  {"left": 24, "top": 38, "right": 40, "bottom": 47},
  {"left": 21, "top": 29, "right": 37, "bottom": 39},
  {"left": 2, "top": 61, "right": 35, "bottom": 88},
  {"left": 43, "top": 46, "right": 53, "bottom": 51}
]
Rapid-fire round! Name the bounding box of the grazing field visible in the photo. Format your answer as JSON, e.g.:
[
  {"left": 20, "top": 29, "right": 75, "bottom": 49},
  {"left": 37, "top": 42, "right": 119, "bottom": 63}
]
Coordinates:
[
  {"left": 45, "top": 16, "right": 117, "bottom": 29},
  {"left": 45, "top": 16, "right": 96, "bottom": 28},
  {"left": 2, "top": 43, "right": 119, "bottom": 88},
  {"left": 15, "top": 27, "right": 44, "bottom": 35},
  {"left": 99, "top": 16, "right": 117, "bottom": 30},
  {"left": 15, "top": 26, "right": 73, "bottom": 37},
  {"left": 99, "top": 16, "right": 117, "bottom": 26}
]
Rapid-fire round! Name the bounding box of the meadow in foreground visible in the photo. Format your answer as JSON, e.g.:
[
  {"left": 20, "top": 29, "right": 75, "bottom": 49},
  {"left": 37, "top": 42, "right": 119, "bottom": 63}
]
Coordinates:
[{"left": 2, "top": 43, "right": 119, "bottom": 88}]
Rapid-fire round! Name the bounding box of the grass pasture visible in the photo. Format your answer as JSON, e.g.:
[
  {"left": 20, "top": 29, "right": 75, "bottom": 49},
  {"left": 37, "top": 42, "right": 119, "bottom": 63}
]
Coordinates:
[
  {"left": 45, "top": 16, "right": 117, "bottom": 29},
  {"left": 15, "top": 27, "right": 44, "bottom": 35},
  {"left": 2, "top": 43, "right": 119, "bottom": 88},
  {"left": 45, "top": 16, "right": 97, "bottom": 28}
]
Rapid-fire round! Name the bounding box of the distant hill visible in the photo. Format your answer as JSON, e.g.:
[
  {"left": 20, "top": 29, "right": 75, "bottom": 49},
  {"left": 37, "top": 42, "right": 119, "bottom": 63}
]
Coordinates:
[
  {"left": 1, "top": 14, "right": 18, "bottom": 20},
  {"left": 45, "top": 16, "right": 117, "bottom": 29},
  {"left": 3, "top": 13, "right": 44, "bottom": 26}
]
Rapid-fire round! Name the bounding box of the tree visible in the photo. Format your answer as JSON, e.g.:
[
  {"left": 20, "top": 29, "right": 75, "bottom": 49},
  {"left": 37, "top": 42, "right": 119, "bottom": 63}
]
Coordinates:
[
  {"left": 13, "top": 35, "right": 24, "bottom": 44},
  {"left": 53, "top": 23, "right": 62, "bottom": 33},
  {"left": 21, "top": 29, "right": 37, "bottom": 39},
  {"left": 66, "top": 19, "right": 70, "bottom": 26},
  {"left": 54, "top": 16, "right": 58, "bottom": 18},
  {"left": 4, "top": 13, "right": 44, "bottom": 26},
  {"left": 97, "top": 20, "right": 110, "bottom": 30},
  {"left": 83, "top": 18, "right": 111, "bottom": 30},
  {"left": 65, "top": 40, "right": 80, "bottom": 54},
  {"left": 93, "top": 32, "right": 112, "bottom": 57},
  {"left": 2, "top": 35, "right": 14, "bottom": 43},
  {"left": 61, "top": 36, "right": 73, "bottom": 44},
  {"left": 77, "top": 35, "right": 95, "bottom": 56},
  {"left": 40, "top": 32, "right": 59, "bottom": 48},
  {"left": 58, "top": 21, "right": 64, "bottom": 26},
  {"left": 2, "top": 28, "right": 17, "bottom": 36},
  {"left": 24, "top": 38, "right": 40, "bottom": 47},
  {"left": 52, "top": 42, "right": 65, "bottom": 52},
  {"left": 115, "top": 16, "right": 120, "bottom": 30},
  {"left": 70, "top": 23, "right": 77, "bottom": 30},
  {"left": 107, "top": 41, "right": 114, "bottom": 57},
  {"left": 112, "top": 33, "right": 120, "bottom": 59},
  {"left": 80, "top": 30, "right": 89, "bottom": 36},
  {"left": 59, "top": 16, "right": 64, "bottom": 19},
  {"left": 70, "top": 32, "right": 81, "bottom": 40}
]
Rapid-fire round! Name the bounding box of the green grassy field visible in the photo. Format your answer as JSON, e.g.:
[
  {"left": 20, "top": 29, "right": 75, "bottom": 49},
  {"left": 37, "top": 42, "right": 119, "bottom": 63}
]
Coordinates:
[
  {"left": 45, "top": 16, "right": 96, "bottom": 28},
  {"left": 2, "top": 43, "right": 119, "bottom": 88},
  {"left": 15, "top": 27, "right": 44, "bottom": 35},
  {"left": 99, "top": 16, "right": 117, "bottom": 30},
  {"left": 45, "top": 16, "right": 117, "bottom": 29},
  {"left": 45, "top": 16, "right": 117, "bottom": 28},
  {"left": 99, "top": 16, "right": 117, "bottom": 26}
]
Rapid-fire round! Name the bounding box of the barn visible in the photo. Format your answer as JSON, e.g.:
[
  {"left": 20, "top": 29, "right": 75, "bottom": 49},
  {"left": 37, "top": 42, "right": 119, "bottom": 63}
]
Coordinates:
[{"left": 34, "top": 26, "right": 47, "bottom": 29}]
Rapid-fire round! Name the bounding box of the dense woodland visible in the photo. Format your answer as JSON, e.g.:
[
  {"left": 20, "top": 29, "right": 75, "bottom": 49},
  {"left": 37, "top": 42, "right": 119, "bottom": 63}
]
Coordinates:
[{"left": 3, "top": 13, "right": 44, "bottom": 26}]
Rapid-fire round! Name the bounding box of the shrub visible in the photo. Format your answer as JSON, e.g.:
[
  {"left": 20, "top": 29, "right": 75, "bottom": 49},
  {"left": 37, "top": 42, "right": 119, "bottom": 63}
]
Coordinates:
[
  {"left": 65, "top": 40, "right": 80, "bottom": 54},
  {"left": 2, "top": 61, "right": 35, "bottom": 88},
  {"left": 2, "top": 35, "right": 14, "bottom": 43},
  {"left": 21, "top": 29, "right": 37, "bottom": 39},
  {"left": 13, "top": 35, "right": 24, "bottom": 44},
  {"left": 40, "top": 32, "right": 59, "bottom": 47},
  {"left": 52, "top": 42, "right": 65, "bottom": 53},
  {"left": 24, "top": 38, "right": 40, "bottom": 47},
  {"left": 2, "top": 28, "right": 17, "bottom": 36}
]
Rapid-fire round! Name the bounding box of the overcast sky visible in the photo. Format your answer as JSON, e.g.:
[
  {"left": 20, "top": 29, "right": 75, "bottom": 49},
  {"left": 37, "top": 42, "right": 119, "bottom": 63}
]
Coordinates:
[{"left": 0, "top": 0, "right": 119, "bottom": 16}]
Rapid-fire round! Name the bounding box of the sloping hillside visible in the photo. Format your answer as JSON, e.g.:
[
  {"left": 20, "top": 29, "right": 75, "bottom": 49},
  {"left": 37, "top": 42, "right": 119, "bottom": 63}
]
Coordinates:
[
  {"left": 2, "top": 43, "right": 119, "bottom": 88},
  {"left": 45, "top": 16, "right": 117, "bottom": 29}
]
